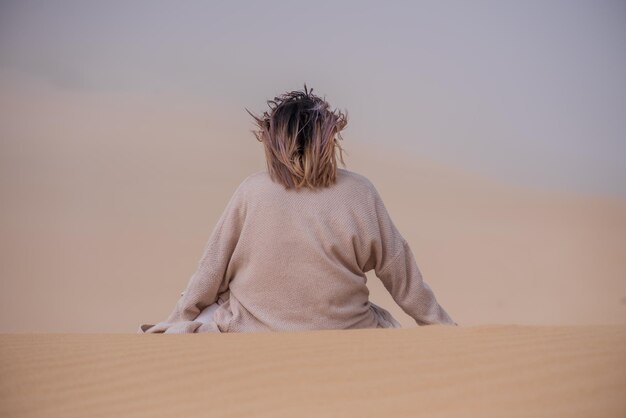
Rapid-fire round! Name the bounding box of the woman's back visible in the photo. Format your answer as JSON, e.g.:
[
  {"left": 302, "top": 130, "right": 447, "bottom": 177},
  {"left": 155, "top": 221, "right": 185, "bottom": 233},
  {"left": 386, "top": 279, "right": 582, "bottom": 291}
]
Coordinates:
[
  {"left": 140, "top": 167, "right": 455, "bottom": 333},
  {"left": 222, "top": 167, "right": 396, "bottom": 332}
]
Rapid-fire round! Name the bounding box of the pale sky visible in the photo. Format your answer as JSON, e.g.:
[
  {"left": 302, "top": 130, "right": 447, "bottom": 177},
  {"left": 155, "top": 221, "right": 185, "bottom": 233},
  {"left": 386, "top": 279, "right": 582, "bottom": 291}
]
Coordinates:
[{"left": 1, "top": 0, "right": 625, "bottom": 196}]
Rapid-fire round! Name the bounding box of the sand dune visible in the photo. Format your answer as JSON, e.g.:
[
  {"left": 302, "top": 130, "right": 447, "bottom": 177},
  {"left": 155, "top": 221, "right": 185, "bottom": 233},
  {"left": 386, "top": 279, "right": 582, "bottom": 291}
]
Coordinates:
[
  {"left": 1, "top": 75, "right": 625, "bottom": 333},
  {"left": 1, "top": 325, "right": 625, "bottom": 417},
  {"left": 2, "top": 72, "right": 626, "bottom": 418}
]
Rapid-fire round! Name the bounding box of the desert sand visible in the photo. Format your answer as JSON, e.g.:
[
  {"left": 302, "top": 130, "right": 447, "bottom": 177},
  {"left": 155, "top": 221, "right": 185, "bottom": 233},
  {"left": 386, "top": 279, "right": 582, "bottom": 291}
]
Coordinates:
[
  {"left": 1, "top": 74, "right": 625, "bottom": 332},
  {"left": 1, "top": 75, "right": 626, "bottom": 416},
  {"left": 2, "top": 325, "right": 625, "bottom": 417}
]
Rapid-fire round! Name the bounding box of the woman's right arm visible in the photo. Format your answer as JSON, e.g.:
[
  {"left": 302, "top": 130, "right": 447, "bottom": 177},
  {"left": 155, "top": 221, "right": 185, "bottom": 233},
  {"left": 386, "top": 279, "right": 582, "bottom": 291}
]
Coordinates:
[
  {"left": 375, "top": 237, "right": 457, "bottom": 326},
  {"left": 363, "top": 182, "right": 457, "bottom": 326}
]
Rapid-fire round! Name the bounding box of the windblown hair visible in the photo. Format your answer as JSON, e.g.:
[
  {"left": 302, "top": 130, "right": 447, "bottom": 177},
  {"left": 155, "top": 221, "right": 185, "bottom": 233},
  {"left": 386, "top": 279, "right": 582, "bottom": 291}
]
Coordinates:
[{"left": 245, "top": 84, "right": 348, "bottom": 189}]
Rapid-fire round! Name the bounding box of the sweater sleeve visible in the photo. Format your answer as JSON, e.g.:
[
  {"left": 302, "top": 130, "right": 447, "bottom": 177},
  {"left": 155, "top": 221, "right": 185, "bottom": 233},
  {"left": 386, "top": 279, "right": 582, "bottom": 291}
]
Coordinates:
[
  {"left": 138, "top": 178, "right": 248, "bottom": 333},
  {"left": 365, "top": 183, "right": 457, "bottom": 326}
]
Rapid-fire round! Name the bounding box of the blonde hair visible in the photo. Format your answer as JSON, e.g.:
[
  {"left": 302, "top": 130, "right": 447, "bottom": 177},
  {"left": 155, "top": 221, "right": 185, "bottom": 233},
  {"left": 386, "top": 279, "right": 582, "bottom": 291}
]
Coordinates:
[{"left": 245, "top": 84, "right": 348, "bottom": 189}]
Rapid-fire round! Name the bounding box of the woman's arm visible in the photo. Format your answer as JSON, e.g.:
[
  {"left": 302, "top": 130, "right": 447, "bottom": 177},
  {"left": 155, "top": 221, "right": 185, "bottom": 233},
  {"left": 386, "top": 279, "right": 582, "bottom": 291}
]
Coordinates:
[
  {"left": 375, "top": 238, "right": 457, "bottom": 326},
  {"left": 364, "top": 182, "right": 457, "bottom": 326},
  {"left": 138, "top": 177, "right": 249, "bottom": 333},
  {"left": 167, "top": 179, "right": 248, "bottom": 322}
]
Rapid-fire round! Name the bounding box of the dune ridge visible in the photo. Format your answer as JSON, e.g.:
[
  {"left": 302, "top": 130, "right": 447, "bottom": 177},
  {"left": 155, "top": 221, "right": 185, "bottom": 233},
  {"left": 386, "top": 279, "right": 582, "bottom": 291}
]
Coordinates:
[
  {"left": 1, "top": 77, "right": 625, "bottom": 332},
  {"left": 1, "top": 325, "right": 625, "bottom": 417}
]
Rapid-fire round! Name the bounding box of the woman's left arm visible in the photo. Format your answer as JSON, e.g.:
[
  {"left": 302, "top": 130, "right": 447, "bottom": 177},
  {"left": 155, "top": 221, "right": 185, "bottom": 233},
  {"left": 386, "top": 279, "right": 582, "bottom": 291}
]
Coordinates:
[{"left": 139, "top": 177, "right": 249, "bottom": 333}]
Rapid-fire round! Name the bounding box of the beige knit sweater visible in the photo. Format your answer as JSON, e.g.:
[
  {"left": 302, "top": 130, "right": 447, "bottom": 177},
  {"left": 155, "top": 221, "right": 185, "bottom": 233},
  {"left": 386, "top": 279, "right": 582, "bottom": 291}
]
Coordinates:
[{"left": 139, "top": 168, "right": 456, "bottom": 333}]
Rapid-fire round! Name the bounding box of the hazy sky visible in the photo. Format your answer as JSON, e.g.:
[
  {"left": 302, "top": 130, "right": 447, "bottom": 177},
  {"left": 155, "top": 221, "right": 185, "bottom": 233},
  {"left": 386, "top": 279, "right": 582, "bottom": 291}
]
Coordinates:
[{"left": 1, "top": 0, "right": 625, "bottom": 196}]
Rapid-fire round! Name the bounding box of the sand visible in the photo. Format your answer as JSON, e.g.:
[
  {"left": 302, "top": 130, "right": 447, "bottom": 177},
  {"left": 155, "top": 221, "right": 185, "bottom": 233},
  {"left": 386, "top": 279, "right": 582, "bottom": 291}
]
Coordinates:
[
  {"left": 1, "top": 75, "right": 625, "bottom": 332},
  {"left": 2, "top": 73, "right": 626, "bottom": 416},
  {"left": 1, "top": 325, "right": 625, "bottom": 417}
]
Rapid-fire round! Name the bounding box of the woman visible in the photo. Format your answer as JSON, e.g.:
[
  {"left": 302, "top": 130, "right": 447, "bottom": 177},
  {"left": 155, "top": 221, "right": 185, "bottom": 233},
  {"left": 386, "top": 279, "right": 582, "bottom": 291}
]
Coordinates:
[{"left": 138, "top": 84, "right": 457, "bottom": 333}]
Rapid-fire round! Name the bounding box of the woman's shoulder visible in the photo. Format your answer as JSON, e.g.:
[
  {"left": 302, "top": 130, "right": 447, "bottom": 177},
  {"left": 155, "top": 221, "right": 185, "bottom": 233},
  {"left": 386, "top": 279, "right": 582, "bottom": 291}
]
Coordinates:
[
  {"left": 239, "top": 169, "right": 272, "bottom": 190},
  {"left": 337, "top": 168, "right": 383, "bottom": 200},
  {"left": 238, "top": 168, "right": 378, "bottom": 197},
  {"left": 336, "top": 168, "right": 375, "bottom": 188}
]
